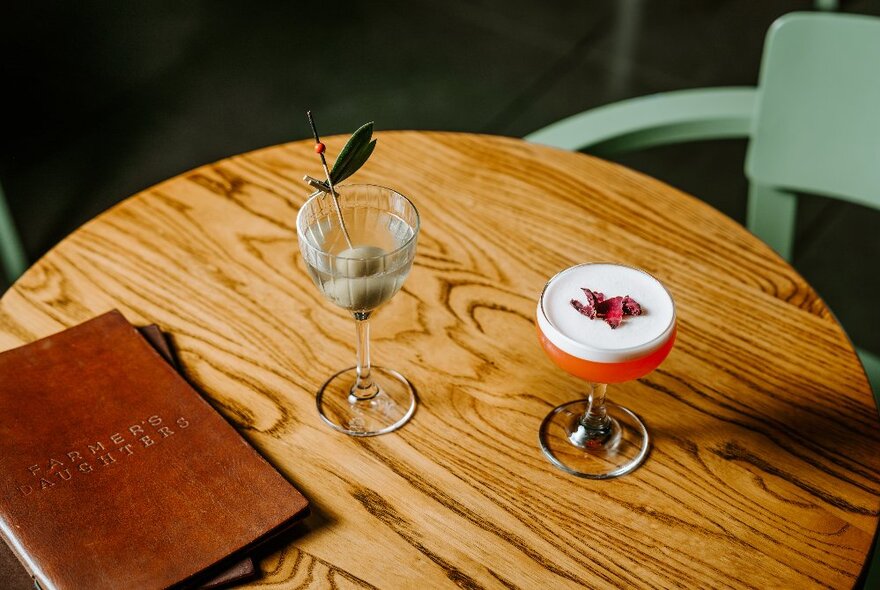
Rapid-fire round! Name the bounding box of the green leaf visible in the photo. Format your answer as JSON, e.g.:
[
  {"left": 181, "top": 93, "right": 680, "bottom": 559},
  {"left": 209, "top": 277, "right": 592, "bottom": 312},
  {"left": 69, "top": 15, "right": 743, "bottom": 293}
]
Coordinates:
[
  {"left": 330, "top": 121, "right": 374, "bottom": 183},
  {"left": 331, "top": 139, "right": 377, "bottom": 184}
]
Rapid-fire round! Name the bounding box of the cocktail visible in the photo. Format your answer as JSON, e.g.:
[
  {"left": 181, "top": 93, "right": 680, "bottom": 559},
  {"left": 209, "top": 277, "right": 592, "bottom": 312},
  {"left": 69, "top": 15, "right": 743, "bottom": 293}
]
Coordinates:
[
  {"left": 536, "top": 262, "right": 676, "bottom": 478},
  {"left": 297, "top": 183, "right": 420, "bottom": 436}
]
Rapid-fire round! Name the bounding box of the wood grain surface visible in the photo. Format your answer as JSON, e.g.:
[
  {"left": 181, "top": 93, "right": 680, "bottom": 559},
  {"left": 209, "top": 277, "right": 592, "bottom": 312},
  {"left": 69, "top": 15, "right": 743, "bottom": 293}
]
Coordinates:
[{"left": 0, "top": 132, "right": 877, "bottom": 589}]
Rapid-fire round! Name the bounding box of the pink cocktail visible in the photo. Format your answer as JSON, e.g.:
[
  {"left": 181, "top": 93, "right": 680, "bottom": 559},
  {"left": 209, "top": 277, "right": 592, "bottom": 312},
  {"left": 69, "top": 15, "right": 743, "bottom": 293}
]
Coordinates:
[{"left": 536, "top": 263, "right": 676, "bottom": 478}]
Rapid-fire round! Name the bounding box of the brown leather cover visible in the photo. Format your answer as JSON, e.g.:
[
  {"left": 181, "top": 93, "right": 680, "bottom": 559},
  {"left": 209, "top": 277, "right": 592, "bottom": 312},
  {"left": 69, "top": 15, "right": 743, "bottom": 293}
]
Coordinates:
[
  {"left": 0, "top": 325, "right": 260, "bottom": 590},
  {"left": 0, "top": 325, "right": 259, "bottom": 590},
  {"left": 0, "top": 311, "right": 308, "bottom": 589},
  {"left": 196, "top": 558, "right": 257, "bottom": 590},
  {"left": 137, "top": 325, "right": 259, "bottom": 590},
  {"left": 138, "top": 324, "right": 178, "bottom": 365}
]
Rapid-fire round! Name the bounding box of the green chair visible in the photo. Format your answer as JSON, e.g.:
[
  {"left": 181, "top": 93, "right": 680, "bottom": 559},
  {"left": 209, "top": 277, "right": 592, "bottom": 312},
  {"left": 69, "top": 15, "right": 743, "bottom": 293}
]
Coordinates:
[
  {"left": 525, "top": 12, "right": 880, "bottom": 398},
  {"left": 0, "top": 180, "right": 27, "bottom": 286}
]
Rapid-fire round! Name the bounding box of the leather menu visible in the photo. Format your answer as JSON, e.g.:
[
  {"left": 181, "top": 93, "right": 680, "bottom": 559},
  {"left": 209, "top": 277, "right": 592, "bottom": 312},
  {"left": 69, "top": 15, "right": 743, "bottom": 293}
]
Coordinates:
[
  {"left": 0, "top": 311, "right": 308, "bottom": 589},
  {"left": 138, "top": 325, "right": 258, "bottom": 589},
  {"left": 0, "top": 325, "right": 258, "bottom": 590}
]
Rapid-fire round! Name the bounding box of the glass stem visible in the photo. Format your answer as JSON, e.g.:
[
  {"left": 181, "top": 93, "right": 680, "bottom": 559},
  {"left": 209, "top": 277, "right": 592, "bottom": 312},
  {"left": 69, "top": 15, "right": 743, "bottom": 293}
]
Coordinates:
[
  {"left": 351, "top": 312, "right": 379, "bottom": 401},
  {"left": 570, "top": 382, "right": 612, "bottom": 448}
]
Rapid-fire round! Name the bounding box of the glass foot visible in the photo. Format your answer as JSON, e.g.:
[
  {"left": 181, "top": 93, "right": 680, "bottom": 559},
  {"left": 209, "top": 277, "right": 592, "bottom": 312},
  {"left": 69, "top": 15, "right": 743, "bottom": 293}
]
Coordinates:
[
  {"left": 539, "top": 400, "right": 649, "bottom": 479},
  {"left": 316, "top": 366, "right": 416, "bottom": 436}
]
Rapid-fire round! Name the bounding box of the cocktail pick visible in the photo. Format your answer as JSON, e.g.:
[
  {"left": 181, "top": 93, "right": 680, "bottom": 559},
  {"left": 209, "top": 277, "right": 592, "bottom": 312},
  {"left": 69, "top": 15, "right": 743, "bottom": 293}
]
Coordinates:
[{"left": 306, "top": 110, "right": 353, "bottom": 249}]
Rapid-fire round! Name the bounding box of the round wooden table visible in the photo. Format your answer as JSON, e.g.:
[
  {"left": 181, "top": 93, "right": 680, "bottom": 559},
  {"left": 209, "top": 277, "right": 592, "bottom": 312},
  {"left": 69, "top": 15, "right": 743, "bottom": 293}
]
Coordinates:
[{"left": 1, "top": 132, "right": 877, "bottom": 589}]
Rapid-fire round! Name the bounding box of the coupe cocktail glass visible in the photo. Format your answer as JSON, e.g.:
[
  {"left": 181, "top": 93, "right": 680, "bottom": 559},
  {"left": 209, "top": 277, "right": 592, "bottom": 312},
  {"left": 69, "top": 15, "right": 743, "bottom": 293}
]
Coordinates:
[
  {"left": 535, "top": 263, "right": 676, "bottom": 478},
  {"left": 296, "top": 184, "right": 420, "bottom": 436}
]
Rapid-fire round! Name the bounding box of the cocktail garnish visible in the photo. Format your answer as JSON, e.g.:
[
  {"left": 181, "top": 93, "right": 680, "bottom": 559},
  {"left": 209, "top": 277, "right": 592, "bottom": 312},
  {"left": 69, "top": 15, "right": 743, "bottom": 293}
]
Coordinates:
[
  {"left": 571, "top": 288, "right": 603, "bottom": 318},
  {"left": 571, "top": 289, "right": 642, "bottom": 329},
  {"left": 329, "top": 122, "right": 377, "bottom": 185},
  {"left": 306, "top": 110, "right": 352, "bottom": 248},
  {"left": 570, "top": 299, "right": 597, "bottom": 319},
  {"left": 622, "top": 296, "right": 642, "bottom": 316},
  {"left": 303, "top": 120, "right": 377, "bottom": 196},
  {"left": 596, "top": 296, "right": 624, "bottom": 328},
  {"left": 582, "top": 288, "right": 605, "bottom": 306}
]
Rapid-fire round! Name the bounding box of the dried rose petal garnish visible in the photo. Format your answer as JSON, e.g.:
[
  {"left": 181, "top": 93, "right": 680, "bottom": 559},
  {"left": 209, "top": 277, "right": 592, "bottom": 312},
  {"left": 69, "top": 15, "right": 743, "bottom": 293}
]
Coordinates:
[
  {"left": 570, "top": 289, "right": 642, "bottom": 329},
  {"left": 597, "top": 296, "right": 624, "bottom": 328},
  {"left": 622, "top": 295, "right": 642, "bottom": 316},
  {"left": 570, "top": 298, "right": 596, "bottom": 319},
  {"left": 581, "top": 288, "right": 604, "bottom": 307}
]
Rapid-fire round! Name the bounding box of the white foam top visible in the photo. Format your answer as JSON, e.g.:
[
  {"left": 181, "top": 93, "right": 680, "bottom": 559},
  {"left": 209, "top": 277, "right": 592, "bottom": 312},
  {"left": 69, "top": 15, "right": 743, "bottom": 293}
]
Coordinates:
[{"left": 537, "top": 263, "right": 676, "bottom": 363}]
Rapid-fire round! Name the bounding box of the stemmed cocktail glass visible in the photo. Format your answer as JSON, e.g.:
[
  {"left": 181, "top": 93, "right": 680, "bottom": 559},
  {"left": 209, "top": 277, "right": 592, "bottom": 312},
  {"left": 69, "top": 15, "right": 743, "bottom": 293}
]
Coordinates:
[
  {"left": 297, "top": 184, "right": 419, "bottom": 436},
  {"left": 536, "top": 263, "right": 676, "bottom": 478}
]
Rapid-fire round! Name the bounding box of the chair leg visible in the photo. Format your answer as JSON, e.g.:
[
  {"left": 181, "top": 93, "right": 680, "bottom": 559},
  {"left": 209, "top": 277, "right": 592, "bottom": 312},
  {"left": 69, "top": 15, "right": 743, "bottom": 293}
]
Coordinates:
[
  {"left": 607, "top": 0, "right": 644, "bottom": 100},
  {"left": 747, "top": 183, "right": 797, "bottom": 261},
  {"left": 0, "top": 181, "right": 27, "bottom": 284}
]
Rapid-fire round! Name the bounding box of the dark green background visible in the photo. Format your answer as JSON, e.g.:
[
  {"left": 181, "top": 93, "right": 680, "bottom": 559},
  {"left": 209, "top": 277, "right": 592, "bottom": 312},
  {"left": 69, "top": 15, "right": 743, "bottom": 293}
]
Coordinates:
[{"left": 2, "top": 0, "right": 878, "bottom": 355}]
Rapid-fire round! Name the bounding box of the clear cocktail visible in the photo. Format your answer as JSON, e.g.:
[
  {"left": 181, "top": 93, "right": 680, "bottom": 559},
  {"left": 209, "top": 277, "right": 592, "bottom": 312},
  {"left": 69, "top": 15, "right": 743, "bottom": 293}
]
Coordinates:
[{"left": 297, "top": 184, "right": 420, "bottom": 436}]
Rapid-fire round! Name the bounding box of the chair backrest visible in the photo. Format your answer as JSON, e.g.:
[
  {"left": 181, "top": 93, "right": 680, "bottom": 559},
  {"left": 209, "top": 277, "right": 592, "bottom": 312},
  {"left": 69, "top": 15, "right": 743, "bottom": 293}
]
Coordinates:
[{"left": 746, "top": 13, "right": 880, "bottom": 212}]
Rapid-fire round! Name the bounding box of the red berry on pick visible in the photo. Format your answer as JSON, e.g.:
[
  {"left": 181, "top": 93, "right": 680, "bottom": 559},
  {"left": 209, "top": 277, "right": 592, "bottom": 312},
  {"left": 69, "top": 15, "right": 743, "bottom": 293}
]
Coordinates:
[{"left": 314, "top": 142, "right": 325, "bottom": 154}]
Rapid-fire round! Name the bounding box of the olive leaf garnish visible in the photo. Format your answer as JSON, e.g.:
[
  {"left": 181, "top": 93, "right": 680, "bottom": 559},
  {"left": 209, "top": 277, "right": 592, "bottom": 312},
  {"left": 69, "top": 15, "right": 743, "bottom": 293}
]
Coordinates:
[{"left": 330, "top": 122, "right": 377, "bottom": 185}]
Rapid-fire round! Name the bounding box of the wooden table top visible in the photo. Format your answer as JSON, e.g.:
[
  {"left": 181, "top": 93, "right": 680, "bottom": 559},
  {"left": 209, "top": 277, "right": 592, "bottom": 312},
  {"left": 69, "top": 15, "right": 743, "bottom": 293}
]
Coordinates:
[{"left": 1, "top": 132, "right": 878, "bottom": 589}]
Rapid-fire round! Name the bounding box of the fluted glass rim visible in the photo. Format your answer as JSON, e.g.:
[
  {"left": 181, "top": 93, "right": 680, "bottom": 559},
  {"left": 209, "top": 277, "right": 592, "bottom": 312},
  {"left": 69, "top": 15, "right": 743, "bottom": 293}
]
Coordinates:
[{"left": 295, "top": 183, "right": 420, "bottom": 261}]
